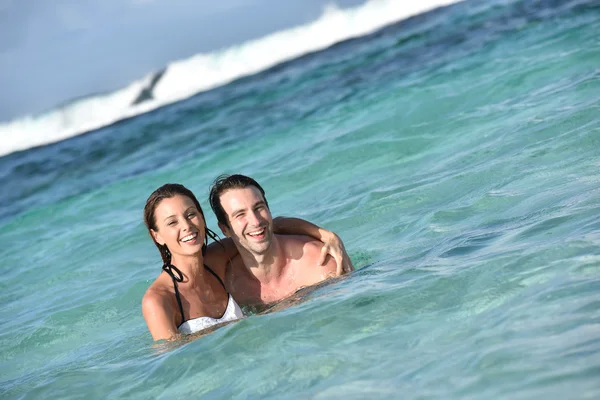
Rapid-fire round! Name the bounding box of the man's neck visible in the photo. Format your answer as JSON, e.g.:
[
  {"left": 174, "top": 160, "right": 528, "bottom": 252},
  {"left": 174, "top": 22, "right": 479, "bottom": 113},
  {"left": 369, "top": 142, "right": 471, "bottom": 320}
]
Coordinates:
[{"left": 237, "top": 235, "right": 286, "bottom": 284}]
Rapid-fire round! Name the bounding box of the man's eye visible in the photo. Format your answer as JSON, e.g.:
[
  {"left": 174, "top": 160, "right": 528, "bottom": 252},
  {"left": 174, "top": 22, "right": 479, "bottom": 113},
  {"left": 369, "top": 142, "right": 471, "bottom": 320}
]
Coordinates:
[{"left": 167, "top": 221, "right": 176, "bottom": 226}]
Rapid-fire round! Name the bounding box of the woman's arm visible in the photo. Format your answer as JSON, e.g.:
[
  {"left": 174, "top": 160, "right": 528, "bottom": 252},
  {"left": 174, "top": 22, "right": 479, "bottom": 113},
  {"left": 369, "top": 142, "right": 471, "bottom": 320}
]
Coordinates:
[
  {"left": 273, "top": 217, "right": 354, "bottom": 276},
  {"left": 142, "top": 291, "right": 179, "bottom": 341}
]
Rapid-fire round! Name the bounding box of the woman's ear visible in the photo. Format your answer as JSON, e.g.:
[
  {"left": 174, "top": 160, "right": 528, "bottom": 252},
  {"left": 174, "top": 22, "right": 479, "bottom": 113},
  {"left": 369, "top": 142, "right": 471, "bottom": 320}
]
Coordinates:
[{"left": 151, "top": 229, "right": 165, "bottom": 245}]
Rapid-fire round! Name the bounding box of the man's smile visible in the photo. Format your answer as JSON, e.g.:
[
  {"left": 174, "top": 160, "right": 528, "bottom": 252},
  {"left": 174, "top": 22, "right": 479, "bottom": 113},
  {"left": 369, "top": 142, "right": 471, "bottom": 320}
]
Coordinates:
[{"left": 246, "top": 228, "right": 266, "bottom": 238}]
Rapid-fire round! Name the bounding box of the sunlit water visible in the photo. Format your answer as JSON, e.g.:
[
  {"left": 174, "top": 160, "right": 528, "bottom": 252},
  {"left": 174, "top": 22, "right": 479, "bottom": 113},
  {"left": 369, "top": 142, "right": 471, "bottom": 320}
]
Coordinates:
[{"left": 1, "top": 0, "right": 599, "bottom": 398}]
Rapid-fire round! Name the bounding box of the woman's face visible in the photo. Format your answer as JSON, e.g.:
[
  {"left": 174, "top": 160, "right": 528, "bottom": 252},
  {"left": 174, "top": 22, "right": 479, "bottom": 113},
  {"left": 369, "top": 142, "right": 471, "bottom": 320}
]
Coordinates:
[{"left": 151, "top": 194, "right": 206, "bottom": 259}]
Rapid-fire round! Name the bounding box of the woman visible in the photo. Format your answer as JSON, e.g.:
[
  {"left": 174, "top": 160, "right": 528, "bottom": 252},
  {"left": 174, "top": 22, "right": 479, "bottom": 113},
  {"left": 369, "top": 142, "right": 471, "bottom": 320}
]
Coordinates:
[{"left": 142, "top": 183, "right": 350, "bottom": 341}]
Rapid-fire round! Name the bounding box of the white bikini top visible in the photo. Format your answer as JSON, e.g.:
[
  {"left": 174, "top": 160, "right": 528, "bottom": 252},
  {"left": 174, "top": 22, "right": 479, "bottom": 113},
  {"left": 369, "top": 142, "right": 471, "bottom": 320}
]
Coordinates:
[
  {"left": 162, "top": 263, "right": 244, "bottom": 335},
  {"left": 178, "top": 294, "right": 244, "bottom": 335}
]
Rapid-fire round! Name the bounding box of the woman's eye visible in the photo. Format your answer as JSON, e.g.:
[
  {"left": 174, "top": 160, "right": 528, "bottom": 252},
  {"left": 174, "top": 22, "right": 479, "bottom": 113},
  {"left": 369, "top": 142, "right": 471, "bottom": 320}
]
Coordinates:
[
  {"left": 167, "top": 221, "right": 176, "bottom": 226},
  {"left": 187, "top": 213, "right": 196, "bottom": 218}
]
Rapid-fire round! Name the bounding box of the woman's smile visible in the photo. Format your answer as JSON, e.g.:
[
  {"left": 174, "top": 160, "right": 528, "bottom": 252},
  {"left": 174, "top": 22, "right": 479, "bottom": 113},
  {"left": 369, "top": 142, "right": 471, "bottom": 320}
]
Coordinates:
[{"left": 181, "top": 232, "right": 199, "bottom": 243}]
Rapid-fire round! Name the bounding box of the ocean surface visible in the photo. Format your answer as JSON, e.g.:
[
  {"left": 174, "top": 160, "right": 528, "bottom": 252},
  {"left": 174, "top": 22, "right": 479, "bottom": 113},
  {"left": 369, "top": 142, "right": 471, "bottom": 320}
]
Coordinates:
[{"left": 1, "top": 0, "right": 599, "bottom": 398}]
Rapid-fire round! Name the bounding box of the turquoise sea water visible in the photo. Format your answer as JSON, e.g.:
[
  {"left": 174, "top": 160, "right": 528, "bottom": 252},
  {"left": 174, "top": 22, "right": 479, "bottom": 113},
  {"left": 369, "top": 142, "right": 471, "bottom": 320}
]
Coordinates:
[{"left": 1, "top": 0, "right": 600, "bottom": 398}]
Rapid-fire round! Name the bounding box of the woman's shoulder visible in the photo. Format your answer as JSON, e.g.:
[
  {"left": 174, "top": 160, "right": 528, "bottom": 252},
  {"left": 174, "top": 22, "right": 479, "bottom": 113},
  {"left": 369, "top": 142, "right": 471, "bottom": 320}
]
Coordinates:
[{"left": 142, "top": 274, "right": 173, "bottom": 309}]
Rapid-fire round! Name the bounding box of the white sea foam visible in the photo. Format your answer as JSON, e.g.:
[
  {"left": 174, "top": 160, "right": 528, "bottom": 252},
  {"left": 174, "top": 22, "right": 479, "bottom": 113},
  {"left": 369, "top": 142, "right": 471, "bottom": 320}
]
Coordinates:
[{"left": 0, "top": 0, "right": 461, "bottom": 157}]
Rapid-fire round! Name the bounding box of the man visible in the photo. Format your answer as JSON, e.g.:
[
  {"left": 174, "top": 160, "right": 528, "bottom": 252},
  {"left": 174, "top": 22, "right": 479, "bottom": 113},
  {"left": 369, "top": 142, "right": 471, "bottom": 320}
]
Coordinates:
[{"left": 209, "top": 174, "right": 353, "bottom": 306}]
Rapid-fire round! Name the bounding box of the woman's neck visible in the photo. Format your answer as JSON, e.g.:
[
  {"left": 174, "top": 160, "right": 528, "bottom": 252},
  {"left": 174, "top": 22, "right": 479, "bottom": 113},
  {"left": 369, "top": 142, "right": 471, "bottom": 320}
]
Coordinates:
[{"left": 170, "top": 253, "right": 205, "bottom": 285}]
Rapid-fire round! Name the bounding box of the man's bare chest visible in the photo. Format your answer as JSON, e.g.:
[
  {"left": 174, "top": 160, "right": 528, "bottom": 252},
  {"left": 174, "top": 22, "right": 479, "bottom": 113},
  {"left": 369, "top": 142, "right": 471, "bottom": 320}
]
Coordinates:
[{"left": 227, "top": 267, "right": 311, "bottom": 305}]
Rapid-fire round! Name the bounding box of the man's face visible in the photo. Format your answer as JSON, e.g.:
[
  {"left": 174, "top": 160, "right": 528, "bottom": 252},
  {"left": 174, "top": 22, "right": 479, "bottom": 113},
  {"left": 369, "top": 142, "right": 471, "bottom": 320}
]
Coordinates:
[{"left": 219, "top": 186, "right": 273, "bottom": 256}]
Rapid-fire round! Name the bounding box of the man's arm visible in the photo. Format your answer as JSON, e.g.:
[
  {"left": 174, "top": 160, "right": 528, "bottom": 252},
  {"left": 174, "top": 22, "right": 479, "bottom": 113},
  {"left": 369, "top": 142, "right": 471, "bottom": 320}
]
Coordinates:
[
  {"left": 206, "top": 237, "right": 238, "bottom": 265},
  {"left": 205, "top": 217, "right": 354, "bottom": 275},
  {"left": 273, "top": 216, "right": 354, "bottom": 276}
]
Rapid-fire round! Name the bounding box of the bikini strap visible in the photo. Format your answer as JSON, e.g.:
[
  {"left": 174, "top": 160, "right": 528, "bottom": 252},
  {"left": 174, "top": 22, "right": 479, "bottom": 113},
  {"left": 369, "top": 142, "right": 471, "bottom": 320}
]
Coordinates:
[
  {"left": 162, "top": 263, "right": 186, "bottom": 324},
  {"left": 204, "top": 264, "right": 226, "bottom": 291}
]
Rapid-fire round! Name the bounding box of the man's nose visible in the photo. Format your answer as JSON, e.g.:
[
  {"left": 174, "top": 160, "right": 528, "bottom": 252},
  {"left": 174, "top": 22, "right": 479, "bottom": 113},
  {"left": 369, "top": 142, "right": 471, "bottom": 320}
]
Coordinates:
[{"left": 248, "top": 210, "right": 261, "bottom": 226}]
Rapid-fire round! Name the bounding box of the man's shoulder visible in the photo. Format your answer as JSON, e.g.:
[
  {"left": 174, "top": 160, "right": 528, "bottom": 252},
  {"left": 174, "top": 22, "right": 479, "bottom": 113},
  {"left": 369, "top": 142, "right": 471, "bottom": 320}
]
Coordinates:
[
  {"left": 205, "top": 241, "right": 233, "bottom": 278},
  {"left": 277, "top": 234, "right": 324, "bottom": 258},
  {"left": 278, "top": 234, "right": 337, "bottom": 278},
  {"left": 277, "top": 233, "right": 321, "bottom": 246}
]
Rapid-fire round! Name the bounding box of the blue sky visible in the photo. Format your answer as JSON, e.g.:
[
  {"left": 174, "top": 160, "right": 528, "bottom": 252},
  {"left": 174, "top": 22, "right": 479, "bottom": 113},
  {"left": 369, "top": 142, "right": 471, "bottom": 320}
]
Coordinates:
[{"left": 0, "top": 0, "right": 367, "bottom": 121}]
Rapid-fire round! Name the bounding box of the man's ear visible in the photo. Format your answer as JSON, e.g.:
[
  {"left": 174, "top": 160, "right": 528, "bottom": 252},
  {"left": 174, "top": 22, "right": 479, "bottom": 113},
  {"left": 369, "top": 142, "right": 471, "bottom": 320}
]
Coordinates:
[
  {"left": 218, "top": 222, "right": 231, "bottom": 237},
  {"left": 151, "top": 229, "right": 165, "bottom": 245}
]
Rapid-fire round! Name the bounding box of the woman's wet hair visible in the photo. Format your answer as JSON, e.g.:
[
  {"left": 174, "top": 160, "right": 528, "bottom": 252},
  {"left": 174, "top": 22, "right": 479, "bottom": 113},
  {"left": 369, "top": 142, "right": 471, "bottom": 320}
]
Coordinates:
[
  {"left": 143, "top": 183, "right": 221, "bottom": 265},
  {"left": 209, "top": 174, "right": 269, "bottom": 228}
]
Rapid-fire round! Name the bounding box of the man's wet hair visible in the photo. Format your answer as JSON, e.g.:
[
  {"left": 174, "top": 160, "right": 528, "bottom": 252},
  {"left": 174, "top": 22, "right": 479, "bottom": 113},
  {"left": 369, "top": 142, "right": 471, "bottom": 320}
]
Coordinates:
[{"left": 209, "top": 174, "right": 269, "bottom": 228}]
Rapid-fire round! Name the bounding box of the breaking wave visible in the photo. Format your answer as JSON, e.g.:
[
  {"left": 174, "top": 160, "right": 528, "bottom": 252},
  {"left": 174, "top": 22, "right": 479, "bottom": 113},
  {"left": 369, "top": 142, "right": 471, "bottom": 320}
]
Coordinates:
[{"left": 0, "top": 0, "right": 461, "bottom": 157}]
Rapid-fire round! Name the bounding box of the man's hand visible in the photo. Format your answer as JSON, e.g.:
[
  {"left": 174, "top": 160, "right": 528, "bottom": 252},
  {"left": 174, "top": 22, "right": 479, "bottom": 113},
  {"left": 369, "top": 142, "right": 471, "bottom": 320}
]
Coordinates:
[{"left": 318, "top": 231, "right": 354, "bottom": 276}]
